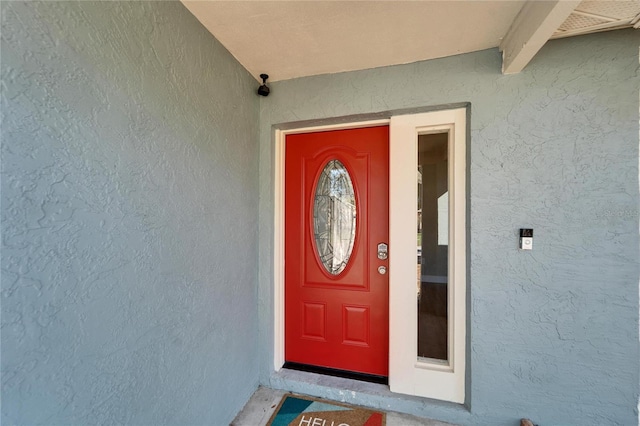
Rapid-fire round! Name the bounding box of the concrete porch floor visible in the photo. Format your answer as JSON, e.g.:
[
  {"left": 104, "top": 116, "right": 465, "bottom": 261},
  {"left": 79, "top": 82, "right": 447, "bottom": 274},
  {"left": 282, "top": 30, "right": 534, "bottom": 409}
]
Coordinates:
[{"left": 232, "top": 386, "right": 456, "bottom": 426}]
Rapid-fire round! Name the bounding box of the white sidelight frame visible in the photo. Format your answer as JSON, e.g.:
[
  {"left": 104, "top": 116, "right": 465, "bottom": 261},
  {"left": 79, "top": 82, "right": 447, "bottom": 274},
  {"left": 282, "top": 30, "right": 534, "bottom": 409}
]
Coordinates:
[
  {"left": 389, "top": 108, "right": 467, "bottom": 403},
  {"left": 274, "top": 108, "right": 467, "bottom": 404}
]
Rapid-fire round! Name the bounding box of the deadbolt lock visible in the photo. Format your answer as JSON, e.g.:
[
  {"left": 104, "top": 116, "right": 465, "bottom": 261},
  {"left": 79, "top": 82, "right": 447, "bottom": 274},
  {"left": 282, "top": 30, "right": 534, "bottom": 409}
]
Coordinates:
[{"left": 377, "top": 243, "right": 388, "bottom": 260}]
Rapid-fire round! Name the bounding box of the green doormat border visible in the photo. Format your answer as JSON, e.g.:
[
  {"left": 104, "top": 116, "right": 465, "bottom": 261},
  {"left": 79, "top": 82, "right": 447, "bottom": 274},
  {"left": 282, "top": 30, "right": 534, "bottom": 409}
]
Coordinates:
[{"left": 267, "top": 393, "right": 386, "bottom": 426}]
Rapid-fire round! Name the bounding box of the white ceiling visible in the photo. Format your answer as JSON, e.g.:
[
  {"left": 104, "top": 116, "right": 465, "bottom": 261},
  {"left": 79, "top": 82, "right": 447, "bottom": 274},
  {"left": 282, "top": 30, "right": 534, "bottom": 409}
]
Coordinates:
[{"left": 182, "top": 1, "right": 640, "bottom": 82}]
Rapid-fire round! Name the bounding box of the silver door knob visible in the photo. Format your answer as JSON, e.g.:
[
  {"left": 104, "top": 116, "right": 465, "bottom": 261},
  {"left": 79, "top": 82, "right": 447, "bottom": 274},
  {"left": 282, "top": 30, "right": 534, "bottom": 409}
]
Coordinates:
[{"left": 378, "top": 266, "right": 387, "bottom": 275}]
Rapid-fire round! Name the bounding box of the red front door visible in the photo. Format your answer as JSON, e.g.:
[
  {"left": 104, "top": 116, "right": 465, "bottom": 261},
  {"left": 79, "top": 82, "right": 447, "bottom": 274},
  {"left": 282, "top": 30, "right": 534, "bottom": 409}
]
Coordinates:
[{"left": 285, "top": 126, "right": 389, "bottom": 377}]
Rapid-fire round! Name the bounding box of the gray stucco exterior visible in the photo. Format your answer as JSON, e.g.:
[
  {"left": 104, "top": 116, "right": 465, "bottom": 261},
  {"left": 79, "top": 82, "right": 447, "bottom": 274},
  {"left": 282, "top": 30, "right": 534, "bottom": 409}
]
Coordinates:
[
  {"left": 1, "top": 2, "right": 259, "bottom": 425},
  {"left": 257, "top": 30, "right": 640, "bottom": 426},
  {"left": 1, "top": 1, "right": 638, "bottom": 425}
]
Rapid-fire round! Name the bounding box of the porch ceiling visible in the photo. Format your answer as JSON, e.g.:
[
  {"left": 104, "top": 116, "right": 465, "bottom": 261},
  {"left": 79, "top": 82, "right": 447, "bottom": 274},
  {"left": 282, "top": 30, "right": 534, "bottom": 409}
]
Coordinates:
[{"left": 181, "top": 1, "right": 640, "bottom": 81}]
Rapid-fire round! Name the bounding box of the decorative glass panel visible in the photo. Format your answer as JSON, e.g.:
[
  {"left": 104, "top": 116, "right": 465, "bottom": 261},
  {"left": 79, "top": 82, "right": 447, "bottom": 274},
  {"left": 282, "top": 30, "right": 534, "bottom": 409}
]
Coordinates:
[{"left": 314, "top": 160, "right": 356, "bottom": 275}]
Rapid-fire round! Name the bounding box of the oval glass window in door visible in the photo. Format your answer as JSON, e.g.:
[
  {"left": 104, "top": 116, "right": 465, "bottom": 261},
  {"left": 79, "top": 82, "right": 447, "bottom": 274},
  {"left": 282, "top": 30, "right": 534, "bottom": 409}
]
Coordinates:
[{"left": 313, "top": 159, "right": 357, "bottom": 275}]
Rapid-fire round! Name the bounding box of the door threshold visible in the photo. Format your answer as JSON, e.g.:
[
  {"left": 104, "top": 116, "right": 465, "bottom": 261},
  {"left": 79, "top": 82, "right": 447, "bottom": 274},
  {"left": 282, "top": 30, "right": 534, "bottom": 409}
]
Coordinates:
[
  {"left": 266, "top": 368, "right": 471, "bottom": 424},
  {"left": 283, "top": 362, "right": 388, "bottom": 385}
]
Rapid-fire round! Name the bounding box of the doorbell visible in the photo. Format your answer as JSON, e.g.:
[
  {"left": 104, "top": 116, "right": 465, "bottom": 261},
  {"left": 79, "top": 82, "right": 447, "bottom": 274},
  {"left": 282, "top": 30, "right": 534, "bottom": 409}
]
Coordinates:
[{"left": 519, "top": 228, "right": 533, "bottom": 250}]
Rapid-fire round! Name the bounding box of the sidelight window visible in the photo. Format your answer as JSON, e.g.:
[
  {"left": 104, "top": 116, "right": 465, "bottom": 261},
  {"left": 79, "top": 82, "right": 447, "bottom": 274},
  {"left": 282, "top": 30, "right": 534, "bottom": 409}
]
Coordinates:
[{"left": 389, "top": 108, "right": 466, "bottom": 403}]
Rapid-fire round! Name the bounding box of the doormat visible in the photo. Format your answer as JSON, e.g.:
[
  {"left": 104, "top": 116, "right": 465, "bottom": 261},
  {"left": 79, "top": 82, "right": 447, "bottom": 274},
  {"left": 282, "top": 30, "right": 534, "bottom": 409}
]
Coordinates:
[{"left": 267, "top": 394, "right": 385, "bottom": 426}]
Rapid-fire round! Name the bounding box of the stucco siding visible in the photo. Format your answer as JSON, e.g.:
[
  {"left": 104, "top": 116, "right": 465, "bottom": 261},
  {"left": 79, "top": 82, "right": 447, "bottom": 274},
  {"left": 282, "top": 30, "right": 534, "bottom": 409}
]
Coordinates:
[{"left": 1, "top": 2, "right": 259, "bottom": 424}]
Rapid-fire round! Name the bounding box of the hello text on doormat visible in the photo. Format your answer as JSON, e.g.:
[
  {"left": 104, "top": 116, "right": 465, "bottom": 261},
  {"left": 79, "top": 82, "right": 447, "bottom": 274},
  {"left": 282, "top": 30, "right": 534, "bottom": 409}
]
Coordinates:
[{"left": 267, "top": 394, "right": 385, "bottom": 426}]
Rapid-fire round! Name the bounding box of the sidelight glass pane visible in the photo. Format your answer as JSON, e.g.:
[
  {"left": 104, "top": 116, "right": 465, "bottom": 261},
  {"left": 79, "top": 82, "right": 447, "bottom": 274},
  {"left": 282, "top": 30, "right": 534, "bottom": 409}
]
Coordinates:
[
  {"left": 314, "top": 159, "right": 356, "bottom": 275},
  {"left": 417, "top": 133, "right": 449, "bottom": 362}
]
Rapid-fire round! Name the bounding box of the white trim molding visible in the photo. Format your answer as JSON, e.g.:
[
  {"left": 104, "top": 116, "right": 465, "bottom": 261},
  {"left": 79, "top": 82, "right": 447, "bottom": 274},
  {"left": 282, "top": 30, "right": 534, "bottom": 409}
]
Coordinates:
[
  {"left": 274, "top": 128, "right": 286, "bottom": 371},
  {"left": 389, "top": 108, "right": 467, "bottom": 403},
  {"left": 499, "top": 0, "right": 580, "bottom": 74}
]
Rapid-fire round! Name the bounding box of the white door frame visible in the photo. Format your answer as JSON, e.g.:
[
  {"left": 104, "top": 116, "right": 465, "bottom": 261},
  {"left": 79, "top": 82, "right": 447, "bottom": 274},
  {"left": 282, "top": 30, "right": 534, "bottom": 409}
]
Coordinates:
[
  {"left": 273, "top": 119, "right": 390, "bottom": 372},
  {"left": 273, "top": 109, "right": 467, "bottom": 404}
]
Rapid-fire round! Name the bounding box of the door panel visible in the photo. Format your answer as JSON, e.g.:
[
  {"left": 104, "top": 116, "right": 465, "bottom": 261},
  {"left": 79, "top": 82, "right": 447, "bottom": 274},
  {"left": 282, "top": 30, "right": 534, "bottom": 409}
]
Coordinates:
[{"left": 285, "top": 126, "right": 389, "bottom": 376}]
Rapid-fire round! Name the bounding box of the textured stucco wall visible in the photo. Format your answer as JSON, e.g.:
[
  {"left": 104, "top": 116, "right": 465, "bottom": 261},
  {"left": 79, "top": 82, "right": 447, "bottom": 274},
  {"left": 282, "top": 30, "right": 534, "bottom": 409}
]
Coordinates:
[
  {"left": 2, "top": 2, "right": 259, "bottom": 424},
  {"left": 257, "top": 30, "right": 639, "bottom": 425}
]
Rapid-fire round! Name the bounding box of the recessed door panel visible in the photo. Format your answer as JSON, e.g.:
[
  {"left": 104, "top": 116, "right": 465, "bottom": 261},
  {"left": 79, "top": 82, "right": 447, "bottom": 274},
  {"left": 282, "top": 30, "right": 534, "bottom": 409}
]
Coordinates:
[
  {"left": 343, "top": 305, "right": 370, "bottom": 346},
  {"left": 302, "top": 303, "right": 326, "bottom": 341},
  {"left": 285, "top": 126, "right": 389, "bottom": 376}
]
